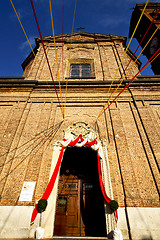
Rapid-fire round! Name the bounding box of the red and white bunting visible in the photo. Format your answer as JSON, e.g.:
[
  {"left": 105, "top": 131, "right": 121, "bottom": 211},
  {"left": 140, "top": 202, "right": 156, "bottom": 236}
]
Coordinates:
[{"left": 30, "top": 134, "right": 118, "bottom": 224}]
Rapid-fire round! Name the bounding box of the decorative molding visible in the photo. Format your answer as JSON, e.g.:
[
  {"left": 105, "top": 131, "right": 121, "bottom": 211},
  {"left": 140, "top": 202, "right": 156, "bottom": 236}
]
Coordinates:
[
  {"left": 63, "top": 121, "right": 97, "bottom": 140},
  {"left": 67, "top": 45, "right": 95, "bottom": 50}
]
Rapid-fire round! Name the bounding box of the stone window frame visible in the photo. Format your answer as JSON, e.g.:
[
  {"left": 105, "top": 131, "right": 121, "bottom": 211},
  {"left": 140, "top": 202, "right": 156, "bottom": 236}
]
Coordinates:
[
  {"left": 70, "top": 63, "right": 91, "bottom": 78},
  {"left": 67, "top": 58, "right": 95, "bottom": 79}
]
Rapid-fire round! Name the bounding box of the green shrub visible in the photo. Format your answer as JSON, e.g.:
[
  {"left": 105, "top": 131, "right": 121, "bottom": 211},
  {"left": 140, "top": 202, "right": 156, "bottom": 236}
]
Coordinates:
[
  {"left": 37, "top": 199, "right": 48, "bottom": 213},
  {"left": 109, "top": 200, "right": 119, "bottom": 211}
]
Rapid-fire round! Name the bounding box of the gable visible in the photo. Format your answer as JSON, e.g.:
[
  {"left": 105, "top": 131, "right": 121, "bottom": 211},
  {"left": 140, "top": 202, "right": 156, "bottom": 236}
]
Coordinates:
[
  {"left": 62, "top": 34, "right": 95, "bottom": 41},
  {"left": 41, "top": 33, "right": 96, "bottom": 43},
  {"left": 39, "top": 32, "right": 126, "bottom": 43}
]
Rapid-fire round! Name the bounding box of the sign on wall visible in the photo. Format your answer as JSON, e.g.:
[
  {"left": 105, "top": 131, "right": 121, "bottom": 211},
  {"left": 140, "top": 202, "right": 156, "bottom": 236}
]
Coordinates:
[{"left": 19, "top": 182, "right": 36, "bottom": 202}]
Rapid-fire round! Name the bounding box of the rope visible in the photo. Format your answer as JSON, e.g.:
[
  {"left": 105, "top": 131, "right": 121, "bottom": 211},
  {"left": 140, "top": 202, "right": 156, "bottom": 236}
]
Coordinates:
[
  {"left": 141, "top": 49, "right": 160, "bottom": 74},
  {"left": 63, "top": 0, "right": 77, "bottom": 117},
  {"left": 0, "top": 125, "right": 56, "bottom": 183},
  {"left": 0, "top": 121, "right": 63, "bottom": 183},
  {"left": 97, "top": 0, "right": 149, "bottom": 118},
  {"left": 62, "top": 0, "right": 64, "bottom": 83},
  {"left": 0, "top": 124, "right": 56, "bottom": 168},
  {"left": 97, "top": 27, "right": 159, "bottom": 119},
  {"left": 99, "top": 44, "right": 160, "bottom": 116},
  {"left": 112, "top": 0, "right": 149, "bottom": 79},
  {"left": 10, "top": 0, "right": 58, "bottom": 104},
  {"left": 9, "top": 0, "right": 35, "bottom": 57},
  {"left": 123, "top": 7, "right": 160, "bottom": 77},
  {"left": 30, "top": 0, "right": 64, "bottom": 119},
  {"left": 49, "top": 0, "right": 64, "bottom": 116}
]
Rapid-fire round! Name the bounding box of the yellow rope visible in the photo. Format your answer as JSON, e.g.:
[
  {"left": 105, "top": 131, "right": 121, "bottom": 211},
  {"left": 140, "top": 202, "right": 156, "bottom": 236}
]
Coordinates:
[
  {"left": 10, "top": 0, "right": 55, "bottom": 96},
  {"left": 97, "top": 0, "right": 149, "bottom": 118},
  {"left": 141, "top": 50, "right": 160, "bottom": 74},
  {"left": 49, "top": 0, "right": 64, "bottom": 115},
  {"left": 63, "top": 0, "right": 77, "bottom": 117},
  {"left": 102, "top": 45, "right": 160, "bottom": 114},
  {"left": 97, "top": 28, "right": 158, "bottom": 119},
  {"left": 113, "top": 0, "right": 149, "bottom": 80},
  {"left": 98, "top": 46, "right": 160, "bottom": 116},
  {"left": 125, "top": 28, "right": 158, "bottom": 74},
  {"left": 10, "top": 0, "right": 35, "bottom": 57},
  {"left": 103, "top": 45, "right": 160, "bottom": 115}
]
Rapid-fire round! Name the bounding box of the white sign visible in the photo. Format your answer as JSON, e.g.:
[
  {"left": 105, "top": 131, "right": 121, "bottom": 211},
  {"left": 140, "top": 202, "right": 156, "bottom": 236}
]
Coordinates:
[{"left": 19, "top": 182, "right": 36, "bottom": 202}]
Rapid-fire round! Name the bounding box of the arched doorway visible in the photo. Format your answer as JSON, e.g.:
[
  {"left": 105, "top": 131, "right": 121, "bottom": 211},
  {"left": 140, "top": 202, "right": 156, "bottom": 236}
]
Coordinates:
[{"left": 54, "top": 146, "right": 107, "bottom": 237}]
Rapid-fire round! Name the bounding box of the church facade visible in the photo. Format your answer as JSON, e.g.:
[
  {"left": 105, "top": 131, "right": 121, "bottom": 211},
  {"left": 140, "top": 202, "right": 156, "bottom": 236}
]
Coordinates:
[{"left": 0, "top": 32, "right": 160, "bottom": 240}]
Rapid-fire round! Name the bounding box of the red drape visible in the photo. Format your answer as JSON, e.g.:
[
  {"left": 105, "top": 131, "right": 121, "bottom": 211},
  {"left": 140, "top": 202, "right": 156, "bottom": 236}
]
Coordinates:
[
  {"left": 97, "top": 150, "right": 111, "bottom": 203},
  {"left": 97, "top": 149, "right": 118, "bottom": 221},
  {"left": 30, "top": 147, "right": 65, "bottom": 224},
  {"left": 68, "top": 135, "right": 81, "bottom": 146},
  {"left": 30, "top": 135, "right": 118, "bottom": 224}
]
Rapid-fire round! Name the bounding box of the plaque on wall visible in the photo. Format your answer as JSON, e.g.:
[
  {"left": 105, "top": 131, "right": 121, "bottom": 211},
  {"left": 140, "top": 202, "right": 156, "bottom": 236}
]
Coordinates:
[{"left": 19, "top": 182, "right": 36, "bottom": 202}]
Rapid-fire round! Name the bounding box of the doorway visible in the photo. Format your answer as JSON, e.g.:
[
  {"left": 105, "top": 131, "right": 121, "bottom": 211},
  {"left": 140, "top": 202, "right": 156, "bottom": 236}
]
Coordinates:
[{"left": 54, "top": 146, "right": 107, "bottom": 237}]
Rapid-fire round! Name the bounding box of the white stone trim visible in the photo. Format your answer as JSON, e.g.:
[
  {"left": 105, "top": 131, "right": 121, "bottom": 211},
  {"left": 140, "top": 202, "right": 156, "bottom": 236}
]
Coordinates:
[
  {"left": 1, "top": 206, "right": 160, "bottom": 239},
  {"left": 0, "top": 206, "right": 38, "bottom": 238},
  {"left": 101, "top": 145, "right": 113, "bottom": 199},
  {"left": 41, "top": 144, "right": 62, "bottom": 238},
  {"left": 40, "top": 125, "right": 115, "bottom": 237},
  {"left": 100, "top": 145, "right": 116, "bottom": 234},
  {"left": 127, "top": 207, "right": 160, "bottom": 240},
  {"left": 117, "top": 207, "right": 160, "bottom": 240}
]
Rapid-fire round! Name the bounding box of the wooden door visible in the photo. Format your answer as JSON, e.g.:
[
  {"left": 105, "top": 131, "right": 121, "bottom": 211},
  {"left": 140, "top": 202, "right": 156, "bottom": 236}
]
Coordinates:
[
  {"left": 54, "top": 175, "right": 106, "bottom": 236},
  {"left": 54, "top": 175, "right": 85, "bottom": 236},
  {"left": 82, "top": 181, "right": 107, "bottom": 236}
]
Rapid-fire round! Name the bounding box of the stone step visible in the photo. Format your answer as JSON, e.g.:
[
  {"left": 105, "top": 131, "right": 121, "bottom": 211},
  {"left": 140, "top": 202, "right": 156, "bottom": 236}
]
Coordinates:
[
  {"left": 0, "top": 237, "right": 109, "bottom": 240},
  {"left": 51, "top": 237, "right": 108, "bottom": 239},
  {"left": 0, "top": 238, "right": 109, "bottom": 240}
]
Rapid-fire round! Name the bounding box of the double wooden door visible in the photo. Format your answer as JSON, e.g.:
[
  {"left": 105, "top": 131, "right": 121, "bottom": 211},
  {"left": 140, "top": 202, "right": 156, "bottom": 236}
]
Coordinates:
[{"left": 54, "top": 175, "right": 106, "bottom": 236}]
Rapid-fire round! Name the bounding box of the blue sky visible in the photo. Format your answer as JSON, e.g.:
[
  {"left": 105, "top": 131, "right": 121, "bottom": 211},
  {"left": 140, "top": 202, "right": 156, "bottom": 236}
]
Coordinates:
[{"left": 0, "top": 0, "right": 159, "bottom": 76}]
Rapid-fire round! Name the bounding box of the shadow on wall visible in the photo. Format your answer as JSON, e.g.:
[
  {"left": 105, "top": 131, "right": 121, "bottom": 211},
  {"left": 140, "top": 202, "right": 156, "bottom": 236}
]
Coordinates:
[
  {"left": 141, "top": 238, "right": 153, "bottom": 240},
  {"left": 107, "top": 230, "right": 113, "bottom": 239},
  {"left": 0, "top": 206, "right": 15, "bottom": 235}
]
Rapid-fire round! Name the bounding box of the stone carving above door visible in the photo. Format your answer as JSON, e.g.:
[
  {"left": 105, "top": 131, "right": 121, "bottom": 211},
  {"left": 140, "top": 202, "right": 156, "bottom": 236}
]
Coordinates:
[{"left": 63, "top": 121, "right": 97, "bottom": 140}]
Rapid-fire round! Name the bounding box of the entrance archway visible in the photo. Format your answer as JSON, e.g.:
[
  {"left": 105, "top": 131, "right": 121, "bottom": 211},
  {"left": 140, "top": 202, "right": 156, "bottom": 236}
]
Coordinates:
[{"left": 54, "top": 146, "right": 107, "bottom": 237}]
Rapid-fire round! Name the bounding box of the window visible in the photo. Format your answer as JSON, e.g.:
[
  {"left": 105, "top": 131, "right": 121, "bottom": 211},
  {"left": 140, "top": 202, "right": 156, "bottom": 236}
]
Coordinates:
[
  {"left": 68, "top": 59, "right": 95, "bottom": 79},
  {"left": 57, "top": 197, "right": 67, "bottom": 213},
  {"left": 70, "top": 64, "right": 91, "bottom": 78}
]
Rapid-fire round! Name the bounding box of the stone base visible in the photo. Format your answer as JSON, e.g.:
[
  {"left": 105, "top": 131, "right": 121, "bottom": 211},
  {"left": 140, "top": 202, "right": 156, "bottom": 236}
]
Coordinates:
[
  {"left": 0, "top": 206, "right": 38, "bottom": 238},
  {"left": 0, "top": 206, "right": 160, "bottom": 239},
  {"left": 117, "top": 207, "right": 160, "bottom": 240}
]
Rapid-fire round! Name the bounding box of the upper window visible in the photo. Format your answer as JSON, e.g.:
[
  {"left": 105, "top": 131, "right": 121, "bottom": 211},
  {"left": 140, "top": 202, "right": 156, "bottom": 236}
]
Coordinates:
[{"left": 70, "top": 64, "right": 91, "bottom": 78}]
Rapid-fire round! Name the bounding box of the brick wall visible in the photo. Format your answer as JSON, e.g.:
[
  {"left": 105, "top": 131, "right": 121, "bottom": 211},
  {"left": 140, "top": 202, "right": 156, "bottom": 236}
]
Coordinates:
[
  {"left": 0, "top": 33, "right": 159, "bottom": 209},
  {"left": 23, "top": 34, "right": 140, "bottom": 81},
  {"left": 0, "top": 83, "right": 159, "bottom": 208}
]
